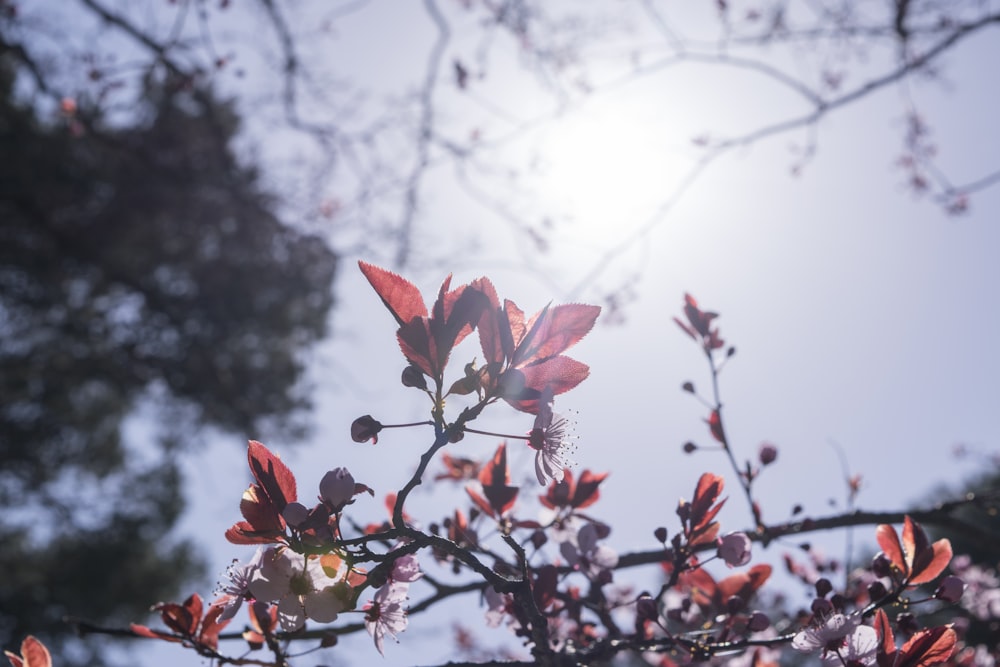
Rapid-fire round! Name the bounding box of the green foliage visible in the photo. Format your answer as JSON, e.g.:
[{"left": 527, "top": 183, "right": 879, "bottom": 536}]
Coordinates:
[{"left": 0, "top": 49, "right": 338, "bottom": 664}]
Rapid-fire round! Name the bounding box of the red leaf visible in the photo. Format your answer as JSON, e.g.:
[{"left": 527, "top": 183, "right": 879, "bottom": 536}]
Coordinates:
[
  {"left": 4, "top": 636, "right": 52, "bottom": 667},
  {"left": 909, "top": 538, "right": 953, "bottom": 585},
  {"left": 902, "top": 516, "right": 920, "bottom": 573},
  {"left": 896, "top": 626, "right": 957, "bottom": 667},
  {"left": 876, "top": 523, "right": 907, "bottom": 578},
  {"left": 707, "top": 410, "right": 726, "bottom": 445},
  {"left": 874, "top": 609, "right": 896, "bottom": 667},
  {"left": 358, "top": 261, "right": 427, "bottom": 326},
  {"left": 681, "top": 567, "right": 718, "bottom": 608},
  {"left": 198, "top": 602, "right": 231, "bottom": 650},
  {"left": 572, "top": 470, "right": 608, "bottom": 510},
  {"left": 690, "top": 472, "right": 725, "bottom": 528},
  {"left": 467, "top": 444, "right": 519, "bottom": 518},
  {"left": 507, "top": 356, "right": 591, "bottom": 413},
  {"left": 516, "top": 303, "right": 601, "bottom": 366},
  {"left": 247, "top": 440, "right": 297, "bottom": 512},
  {"left": 130, "top": 623, "right": 182, "bottom": 643},
  {"left": 717, "top": 564, "right": 772, "bottom": 603}
]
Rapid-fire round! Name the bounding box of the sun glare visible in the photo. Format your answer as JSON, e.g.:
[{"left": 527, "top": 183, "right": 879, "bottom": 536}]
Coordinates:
[{"left": 532, "top": 96, "right": 689, "bottom": 249}]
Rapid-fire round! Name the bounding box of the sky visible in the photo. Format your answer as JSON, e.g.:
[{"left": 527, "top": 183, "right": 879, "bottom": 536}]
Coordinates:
[{"left": 22, "top": 1, "right": 1000, "bottom": 665}]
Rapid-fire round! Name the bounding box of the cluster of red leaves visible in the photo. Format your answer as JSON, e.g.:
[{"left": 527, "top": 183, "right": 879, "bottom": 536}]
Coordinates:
[
  {"left": 225, "top": 440, "right": 297, "bottom": 545},
  {"left": 465, "top": 444, "right": 544, "bottom": 530},
  {"left": 5, "top": 636, "right": 51, "bottom": 667},
  {"left": 674, "top": 294, "right": 724, "bottom": 351},
  {"left": 131, "top": 593, "right": 229, "bottom": 652},
  {"left": 876, "top": 516, "right": 953, "bottom": 587},
  {"left": 677, "top": 473, "right": 726, "bottom": 546},
  {"left": 225, "top": 440, "right": 370, "bottom": 546},
  {"left": 539, "top": 468, "right": 607, "bottom": 512},
  {"left": 475, "top": 279, "right": 600, "bottom": 413},
  {"left": 359, "top": 262, "right": 489, "bottom": 389},
  {"left": 359, "top": 261, "right": 599, "bottom": 414},
  {"left": 466, "top": 444, "right": 520, "bottom": 520},
  {"left": 874, "top": 608, "right": 957, "bottom": 667},
  {"left": 679, "top": 563, "right": 772, "bottom": 613}
]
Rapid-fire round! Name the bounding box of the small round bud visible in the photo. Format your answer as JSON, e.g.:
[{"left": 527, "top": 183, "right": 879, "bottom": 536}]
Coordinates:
[
  {"left": 530, "top": 530, "right": 547, "bottom": 550},
  {"left": 868, "top": 580, "right": 888, "bottom": 601},
  {"left": 682, "top": 381, "right": 695, "bottom": 393},
  {"left": 654, "top": 527, "right": 668, "bottom": 544},
  {"left": 872, "top": 553, "right": 892, "bottom": 578},
  {"left": 319, "top": 467, "right": 356, "bottom": 509},
  {"left": 717, "top": 532, "right": 752, "bottom": 567},
  {"left": 896, "top": 613, "right": 918, "bottom": 635},
  {"left": 815, "top": 578, "right": 833, "bottom": 598},
  {"left": 726, "top": 595, "right": 744, "bottom": 615},
  {"left": 758, "top": 442, "right": 778, "bottom": 465},
  {"left": 401, "top": 364, "right": 428, "bottom": 389},
  {"left": 635, "top": 594, "right": 657, "bottom": 623},
  {"left": 683, "top": 441, "right": 697, "bottom": 454},
  {"left": 747, "top": 611, "right": 771, "bottom": 633},
  {"left": 935, "top": 575, "right": 965, "bottom": 604},
  {"left": 811, "top": 598, "right": 833, "bottom": 616},
  {"left": 351, "top": 415, "right": 383, "bottom": 444}
]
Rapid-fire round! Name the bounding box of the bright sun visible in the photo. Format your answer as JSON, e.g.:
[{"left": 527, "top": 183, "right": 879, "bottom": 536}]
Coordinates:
[{"left": 532, "top": 94, "right": 690, "bottom": 250}]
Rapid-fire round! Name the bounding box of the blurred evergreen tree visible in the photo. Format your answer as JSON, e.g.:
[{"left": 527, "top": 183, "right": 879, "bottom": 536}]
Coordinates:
[{"left": 0, "top": 48, "right": 337, "bottom": 665}]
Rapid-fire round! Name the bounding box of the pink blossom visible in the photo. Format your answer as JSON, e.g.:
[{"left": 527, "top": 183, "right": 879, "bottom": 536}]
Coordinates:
[
  {"left": 364, "top": 582, "right": 409, "bottom": 655},
  {"left": 528, "top": 395, "right": 576, "bottom": 486},
  {"left": 560, "top": 523, "right": 618, "bottom": 580},
  {"left": 213, "top": 547, "right": 264, "bottom": 621},
  {"left": 248, "top": 547, "right": 349, "bottom": 631},
  {"left": 389, "top": 553, "right": 423, "bottom": 584},
  {"left": 793, "top": 613, "right": 876, "bottom": 666}
]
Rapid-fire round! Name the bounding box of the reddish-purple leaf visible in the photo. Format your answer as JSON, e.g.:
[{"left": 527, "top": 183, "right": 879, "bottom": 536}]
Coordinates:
[
  {"left": 247, "top": 440, "right": 297, "bottom": 512},
  {"left": 896, "top": 626, "right": 957, "bottom": 667},
  {"left": 4, "top": 636, "right": 53, "bottom": 667},
  {"left": 876, "top": 523, "right": 907, "bottom": 578},
  {"left": 198, "top": 602, "right": 231, "bottom": 650},
  {"left": 467, "top": 444, "right": 519, "bottom": 518},
  {"left": 874, "top": 609, "right": 896, "bottom": 667},
  {"left": 707, "top": 410, "right": 726, "bottom": 445},
  {"left": 909, "top": 538, "right": 953, "bottom": 585},
  {"left": 358, "top": 261, "right": 427, "bottom": 326},
  {"left": 516, "top": 303, "right": 601, "bottom": 365}
]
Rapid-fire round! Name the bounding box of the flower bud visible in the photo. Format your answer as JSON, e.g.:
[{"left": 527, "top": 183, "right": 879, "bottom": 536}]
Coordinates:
[
  {"left": 811, "top": 597, "right": 833, "bottom": 616},
  {"left": 871, "top": 552, "right": 892, "bottom": 578},
  {"left": 815, "top": 578, "right": 833, "bottom": 598},
  {"left": 758, "top": 442, "right": 778, "bottom": 465},
  {"left": 282, "top": 501, "right": 310, "bottom": 528},
  {"left": 681, "top": 381, "right": 695, "bottom": 393},
  {"left": 401, "top": 364, "right": 427, "bottom": 389},
  {"left": 635, "top": 594, "right": 657, "bottom": 624},
  {"left": 683, "top": 441, "right": 697, "bottom": 454},
  {"left": 726, "top": 595, "right": 744, "bottom": 614},
  {"left": 320, "top": 467, "right": 356, "bottom": 509},
  {"left": 935, "top": 575, "right": 965, "bottom": 604},
  {"left": 747, "top": 611, "right": 770, "bottom": 633},
  {"left": 351, "top": 415, "right": 383, "bottom": 444},
  {"left": 653, "top": 527, "right": 668, "bottom": 544},
  {"left": 717, "top": 532, "right": 752, "bottom": 567},
  {"left": 868, "top": 581, "right": 888, "bottom": 601}
]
